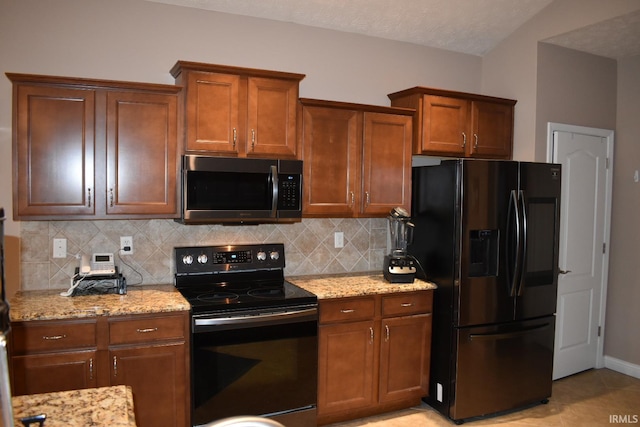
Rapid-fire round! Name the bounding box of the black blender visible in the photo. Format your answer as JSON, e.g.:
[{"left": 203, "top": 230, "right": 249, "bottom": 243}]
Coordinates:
[{"left": 383, "top": 207, "right": 417, "bottom": 283}]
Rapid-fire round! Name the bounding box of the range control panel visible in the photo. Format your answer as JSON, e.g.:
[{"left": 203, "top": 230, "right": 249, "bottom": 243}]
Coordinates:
[{"left": 174, "top": 243, "right": 285, "bottom": 275}]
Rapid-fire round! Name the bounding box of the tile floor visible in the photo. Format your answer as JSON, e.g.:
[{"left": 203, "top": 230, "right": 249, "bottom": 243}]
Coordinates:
[{"left": 328, "top": 368, "right": 640, "bottom": 426}]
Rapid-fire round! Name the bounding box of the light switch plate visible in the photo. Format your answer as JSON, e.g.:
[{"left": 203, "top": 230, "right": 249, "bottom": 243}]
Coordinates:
[
  {"left": 334, "top": 232, "right": 344, "bottom": 248},
  {"left": 53, "top": 238, "right": 67, "bottom": 258}
]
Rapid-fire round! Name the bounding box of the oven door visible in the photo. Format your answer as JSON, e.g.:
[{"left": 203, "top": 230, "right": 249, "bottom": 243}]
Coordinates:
[{"left": 191, "top": 306, "right": 318, "bottom": 427}]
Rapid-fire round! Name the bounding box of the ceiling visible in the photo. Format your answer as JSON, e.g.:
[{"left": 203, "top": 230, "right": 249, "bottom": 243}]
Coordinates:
[{"left": 147, "top": 0, "right": 640, "bottom": 59}]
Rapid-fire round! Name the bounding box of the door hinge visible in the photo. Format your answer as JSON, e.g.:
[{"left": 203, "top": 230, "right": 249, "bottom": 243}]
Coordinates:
[{"left": 598, "top": 326, "right": 602, "bottom": 337}]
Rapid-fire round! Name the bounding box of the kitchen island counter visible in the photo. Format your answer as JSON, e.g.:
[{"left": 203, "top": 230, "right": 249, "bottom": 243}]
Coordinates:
[
  {"left": 12, "top": 385, "right": 137, "bottom": 427},
  {"left": 289, "top": 272, "right": 436, "bottom": 299},
  {"left": 8, "top": 284, "right": 189, "bottom": 322}
]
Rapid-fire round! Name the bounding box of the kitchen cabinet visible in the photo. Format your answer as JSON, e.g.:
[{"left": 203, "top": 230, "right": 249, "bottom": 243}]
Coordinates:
[
  {"left": 10, "top": 312, "right": 190, "bottom": 427},
  {"left": 170, "top": 61, "right": 304, "bottom": 158},
  {"left": 7, "top": 73, "right": 180, "bottom": 220},
  {"left": 317, "top": 291, "right": 433, "bottom": 425},
  {"left": 388, "top": 87, "right": 516, "bottom": 159},
  {"left": 298, "top": 98, "right": 413, "bottom": 217}
]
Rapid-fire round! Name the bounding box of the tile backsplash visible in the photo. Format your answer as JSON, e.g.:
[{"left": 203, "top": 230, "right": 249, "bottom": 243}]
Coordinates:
[{"left": 19, "top": 218, "right": 388, "bottom": 291}]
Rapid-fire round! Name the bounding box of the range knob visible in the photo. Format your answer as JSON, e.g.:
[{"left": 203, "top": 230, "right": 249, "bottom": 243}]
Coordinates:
[
  {"left": 182, "top": 254, "right": 194, "bottom": 265},
  {"left": 197, "top": 253, "right": 208, "bottom": 264},
  {"left": 256, "top": 251, "right": 267, "bottom": 261},
  {"left": 269, "top": 251, "right": 280, "bottom": 261}
]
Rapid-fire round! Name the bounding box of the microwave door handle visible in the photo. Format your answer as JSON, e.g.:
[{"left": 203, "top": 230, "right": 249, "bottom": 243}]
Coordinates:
[{"left": 270, "top": 165, "right": 278, "bottom": 218}]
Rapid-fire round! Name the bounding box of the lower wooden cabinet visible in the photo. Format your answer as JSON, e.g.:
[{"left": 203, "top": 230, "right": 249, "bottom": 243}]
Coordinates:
[
  {"left": 317, "top": 291, "right": 433, "bottom": 425},
  {"left": 10, "top": 312, "right": 190, "bottom": 427}
]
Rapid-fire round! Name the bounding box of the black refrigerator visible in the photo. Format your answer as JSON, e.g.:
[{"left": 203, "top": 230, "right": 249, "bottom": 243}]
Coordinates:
[{"left": 408, "top": 159, "right": 561, "bottom": 423}]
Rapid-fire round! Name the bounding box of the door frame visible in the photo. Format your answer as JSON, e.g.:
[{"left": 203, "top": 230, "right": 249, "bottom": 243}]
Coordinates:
[{"left": 546, "top": 122, "right": 614, "bottom": 371}]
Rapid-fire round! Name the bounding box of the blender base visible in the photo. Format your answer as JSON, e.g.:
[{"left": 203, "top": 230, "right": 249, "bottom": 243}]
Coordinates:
[{"left": 383, "top": 255, "right": 416, "bottom": 283}]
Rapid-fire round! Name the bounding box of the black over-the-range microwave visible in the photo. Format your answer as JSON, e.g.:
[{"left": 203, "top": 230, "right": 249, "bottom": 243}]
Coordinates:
[{"left": 178, "top": 154, "right": 303, "bottom": 224}]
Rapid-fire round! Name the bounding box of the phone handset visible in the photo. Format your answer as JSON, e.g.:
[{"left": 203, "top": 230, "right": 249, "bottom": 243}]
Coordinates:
[{"left": 80, "top": 254, "right": 92, "bottom": 274}]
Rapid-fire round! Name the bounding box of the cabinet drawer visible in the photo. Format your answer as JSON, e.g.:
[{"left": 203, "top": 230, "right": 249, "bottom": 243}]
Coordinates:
[
  {"left": 320, "top": 297, "right": 376, "bottom": 324},
  {"left": 11, "top": 320, "right": 97, "bottom": 354},
  {"left": 109, "top": 314, "right": 186, "bottom": 345},
  {"left": 382, "top": 291, "right": 433, "bottom": 317}
]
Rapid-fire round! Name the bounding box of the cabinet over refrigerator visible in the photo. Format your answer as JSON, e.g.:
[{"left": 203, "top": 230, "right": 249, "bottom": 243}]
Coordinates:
[{"left": 408, "top": 159, "right": 561, "bottom": 423}]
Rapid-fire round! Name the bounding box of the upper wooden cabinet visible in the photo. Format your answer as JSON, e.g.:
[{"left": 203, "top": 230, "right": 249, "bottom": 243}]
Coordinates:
[
  {"left": 170, "top": 61, "right": 305, "bottom": 159},
  {"left": 7, "top": 73, "right": 180, "bottom": 220},
  {"left": 388, "top": 87, "right": 516, "bottom": 159},
  {"left": 298, "top": 99, "right": 413, "bottom": 218}
]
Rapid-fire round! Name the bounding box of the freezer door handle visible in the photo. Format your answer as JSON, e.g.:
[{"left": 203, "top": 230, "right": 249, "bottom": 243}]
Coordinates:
[{"left": 468, "top": 322, "right": 551, "bottom": 341}]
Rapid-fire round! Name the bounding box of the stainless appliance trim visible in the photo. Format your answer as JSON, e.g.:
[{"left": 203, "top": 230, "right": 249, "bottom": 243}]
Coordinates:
[{"left": 193, "top": 306, "right": 318, "bottom": 329}]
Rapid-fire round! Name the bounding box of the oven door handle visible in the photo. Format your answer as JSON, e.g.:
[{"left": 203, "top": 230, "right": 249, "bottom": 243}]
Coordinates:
[{"left": 193, "top": 307, "right": 317, "bottom": 330}]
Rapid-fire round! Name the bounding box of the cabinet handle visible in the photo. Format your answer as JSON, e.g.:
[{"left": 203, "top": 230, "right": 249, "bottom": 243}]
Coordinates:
[
  {"left": 349, "top": 191, "right": 355, "bottom": 207},
  {"left": 401, "top": 302, "right": 413, "bottom": 307},
  {"left": 89, "top": 358, "right": 93, "bottom": 380},
  {"left": 113, "top": 356, "right": 118, "bottom": 377},
  {"left": 365, "top": 192, "right": 370, "bottom": 207},
  {"left": 462, "top": 132, "right": 467, "bottom": 148},
  {"left": 473, "top": 133, "right": 479, "bottom": 150},
  {"left": 42, "top": 334, "right": 66, "bottom": 340},
  {"left": 340, "top": 309, "right": 355, "bottom": 313},
  {"left": 87, "top": 188, "right": 92, "bottom": 208},
  {"left": 232, "top": 128, "right": 237, "bottom": 148},
  {"left": 369, "top": 327, "right": 374, "bottom": 344},
  {"left": 385, "top": 324, "right": 390, "bottom": 342},
  {"left": 109, "top": 188, "right": 114, "bottom": 207},
  {"left": 136, "top": 327, "right": 158, "bottom": 334},
  {"left": 251, "top": 129, "right": 256, "bottom": 150}
]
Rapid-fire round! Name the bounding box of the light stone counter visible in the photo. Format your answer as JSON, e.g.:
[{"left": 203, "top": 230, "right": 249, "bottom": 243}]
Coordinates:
[
  {"left": 12, "top": 385, "right": 136, "bottom": 427},
  {"left": 9, "top": 285, "right": 189, "bottom": 322},
  {"left": 289, "top": 272, "right": 436, "bottom": 299}
]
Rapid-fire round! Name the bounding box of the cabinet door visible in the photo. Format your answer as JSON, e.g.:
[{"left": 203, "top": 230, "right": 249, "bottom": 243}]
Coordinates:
[
  {"left": 105, "top": 90, "right": 178, "bottom": 216},
  {"left": 362, "top": 112, "right": 412, "bottom": 215},
  {"left": 111, "top": 343, "right": 188, "bottom": 427},
  {"left": 12, "top": 350, "right": 98, "bottom": 395},
  {"left": 247, "top": 77, "right": 299, "bottom": 158},
  {"left": 185, "top": 71, "right": 240, "bottom": 154},
  {"left": 470, "top": 101, "right": 514, "bottom": 159},
  {"left": 14, "top": 84, "right": 96, "bottom": 218},
  {"left": 301, "top": 106, "right": 361, "bottom": 217},
  {"left": 420, "top": 95, "right": 468, "bottom": 156},
  {"left": 318, "top": 320, "right": 377, "bottom": 416},
  {"left": 379, "top": 314, "right": 432, "bottom": 403}
]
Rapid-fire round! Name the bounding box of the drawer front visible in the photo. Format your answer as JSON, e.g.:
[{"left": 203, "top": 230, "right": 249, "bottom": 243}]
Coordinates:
[
  {"left": 382, "top": 291, "right": 433, "bottom": 317},
  {"left": 11, "top": 320, "right": 97, "bottom": 354},
  {"left": 320, "top": 297, "right": 376, "bottom": 324},
  {"left": 109, "top": 314, "right": 186, "bottom": 345}
]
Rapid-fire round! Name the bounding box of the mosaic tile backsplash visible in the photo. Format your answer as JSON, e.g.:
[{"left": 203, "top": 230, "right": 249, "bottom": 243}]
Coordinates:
[{"left": 20, "top": 218, "right": 388, "bottom": 290}]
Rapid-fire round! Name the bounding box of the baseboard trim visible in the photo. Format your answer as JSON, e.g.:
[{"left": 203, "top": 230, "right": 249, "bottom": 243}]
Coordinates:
[{"left": 604, "top": 355, "right": 640, "bottom": 379}]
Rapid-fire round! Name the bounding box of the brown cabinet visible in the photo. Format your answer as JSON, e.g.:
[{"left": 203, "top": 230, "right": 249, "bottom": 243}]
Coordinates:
[
  {"left": 7, "top": 73, "right": 180, "bottom": 220},
  {"left": 388, "top": 87, "right": 516, "bottom": 159},
  {"left": 298, "top": 99, "right": 413, "bottom": 217},
  {"left": 171, "top": 61, "right": 304, "bottom": 158},
  {"left": 317, "top": 291, "right": 433, "bottom": 425},
  {"left": 10, "top": 312, "right": 190, "bottom": 427}
]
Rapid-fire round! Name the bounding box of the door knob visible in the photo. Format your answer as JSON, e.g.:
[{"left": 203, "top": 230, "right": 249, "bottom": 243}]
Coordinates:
[{"left": 559, "top": 270, "right": 572, "bottom": 275}]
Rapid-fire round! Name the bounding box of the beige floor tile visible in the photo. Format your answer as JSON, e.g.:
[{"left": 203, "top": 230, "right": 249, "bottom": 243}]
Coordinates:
[{"left": 326, "top": 368, "right": 640, "bottom": 427}]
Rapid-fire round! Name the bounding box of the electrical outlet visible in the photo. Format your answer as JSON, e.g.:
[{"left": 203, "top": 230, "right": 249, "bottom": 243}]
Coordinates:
[
  {"left": 120, "top": 236, "right": 133, "bottom": 255},
  {"left": 334, "top": 232, "right": 344, "bottom": 248},
  {"left": 53, "top": 238, "right": 67, "bottom": 258}
]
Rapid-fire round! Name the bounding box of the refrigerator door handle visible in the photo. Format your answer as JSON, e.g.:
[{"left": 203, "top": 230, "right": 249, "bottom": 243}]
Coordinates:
[
  {"left": 517, "top": 190, "right": 528, "bottom": 296},
  {"left": 468, "top": 322, "right": 551, "bottom": 341},
  {"left": 507, "top": 190, "right": 521, "bottom": 297}
]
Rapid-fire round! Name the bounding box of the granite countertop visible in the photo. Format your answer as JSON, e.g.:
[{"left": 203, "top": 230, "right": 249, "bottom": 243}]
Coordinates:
[
  {"left": 290, "top": 272, "right": 436, "bottom": 299},
  {"left": 9, "top": 284, "right": 190, "bottom": 322},
  {"left": 12, "top": 385, "right": 136, "bottom": 427}
]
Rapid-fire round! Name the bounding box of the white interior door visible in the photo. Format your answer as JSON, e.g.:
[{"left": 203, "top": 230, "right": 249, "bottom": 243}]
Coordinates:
[{"left": 547, "top": 123, "right": 613, "bottom": 380}]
